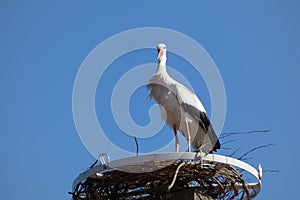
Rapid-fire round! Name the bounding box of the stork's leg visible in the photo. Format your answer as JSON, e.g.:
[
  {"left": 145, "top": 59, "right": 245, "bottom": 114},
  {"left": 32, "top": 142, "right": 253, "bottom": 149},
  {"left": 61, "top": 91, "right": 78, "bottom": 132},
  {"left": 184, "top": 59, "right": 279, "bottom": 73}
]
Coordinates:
[
  {"left": 173, "top": 125, "right": 180, "bottom": 152},
  {"left": 185, "top": 121, "right": 191, "bottom": 152}
]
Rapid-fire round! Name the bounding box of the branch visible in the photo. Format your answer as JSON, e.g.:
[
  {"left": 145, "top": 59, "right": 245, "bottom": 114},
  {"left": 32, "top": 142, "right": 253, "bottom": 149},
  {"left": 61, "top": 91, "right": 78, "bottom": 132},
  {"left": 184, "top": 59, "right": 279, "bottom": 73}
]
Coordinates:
[
  {"left": 227, "top": 146, "right": 242, "bottom": 157},
  {"left": 263, "top": 169, "right": 279, "bottom": 173},
  {"left": 222, "top": 139, "right": 237, "bottom": 145},
  {"left": 220, "top": 130, "right": 271, "bottom": 139},
  {"left": 238, "top": 144, "right": 275, "bottom": 160},
  {"left": 134, "top": 136, "right": 139, "bottom": 156},
  {"left": 89, "top": 160, "right": 98, "bottom": 169}
]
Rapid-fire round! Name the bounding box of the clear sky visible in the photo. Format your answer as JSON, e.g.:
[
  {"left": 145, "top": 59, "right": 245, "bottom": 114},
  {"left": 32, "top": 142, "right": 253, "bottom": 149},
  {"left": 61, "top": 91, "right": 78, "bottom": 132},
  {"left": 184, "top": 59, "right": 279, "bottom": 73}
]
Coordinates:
[{"left": 1, "top": 0, "right": 299, "bottom": 199}]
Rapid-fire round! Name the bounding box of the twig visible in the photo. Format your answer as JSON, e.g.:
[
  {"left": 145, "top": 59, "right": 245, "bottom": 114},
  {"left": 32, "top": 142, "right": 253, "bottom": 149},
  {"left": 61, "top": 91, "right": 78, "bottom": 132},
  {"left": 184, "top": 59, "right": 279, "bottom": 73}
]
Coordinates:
[
  {"left": 89, "top": 160, "right": 98, "bottom": 169},
  {"left": 239, "top": 157, "right": 253, "bottom": 162},
  {"left": 168, "top": 162, "right": 185, "bottom": 190},
  {"left": 263, "top": 169, "right": 279, "bottom": 173},
  {"left": 222, "top": 139, "right": 237, "bottom": 145},
  {"left": 134, "top": 136, "right": 139, "bottom": 156},
  {"left": 221, "top": 147, "right": 231, "bottom": 150},
  {"left": 221, "top": 147, "right": 231, "bottom": 151},
  {"left": 238, "top": 144, "right": 275, "bottom": 160},
  {"left": 227, "top": 147, "right": 242, "bottom": 157},
  {"left": 220, "top": 130, "right": 271, "bottom": 139}
]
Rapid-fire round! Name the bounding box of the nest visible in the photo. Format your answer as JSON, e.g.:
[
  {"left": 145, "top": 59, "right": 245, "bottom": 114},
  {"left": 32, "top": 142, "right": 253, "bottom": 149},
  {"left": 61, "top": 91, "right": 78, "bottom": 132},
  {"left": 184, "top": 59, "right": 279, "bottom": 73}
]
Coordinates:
[{"left": 71, "top": 160, "right": 255, "bottom": 200}]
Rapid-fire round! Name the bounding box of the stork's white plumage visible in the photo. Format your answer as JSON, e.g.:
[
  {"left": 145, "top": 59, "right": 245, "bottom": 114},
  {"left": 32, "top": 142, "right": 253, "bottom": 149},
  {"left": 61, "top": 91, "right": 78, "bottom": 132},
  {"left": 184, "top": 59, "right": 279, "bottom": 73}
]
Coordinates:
[{"left": 147, "top": 43, "right": 220, "bottom": 153}]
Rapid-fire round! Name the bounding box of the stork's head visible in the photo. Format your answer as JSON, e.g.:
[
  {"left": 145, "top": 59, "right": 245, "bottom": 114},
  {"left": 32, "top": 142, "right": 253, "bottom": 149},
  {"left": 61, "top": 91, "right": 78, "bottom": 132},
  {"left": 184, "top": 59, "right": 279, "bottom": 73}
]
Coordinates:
[{"left": 157, "top": 43, "right": 167, "bottom": 63}]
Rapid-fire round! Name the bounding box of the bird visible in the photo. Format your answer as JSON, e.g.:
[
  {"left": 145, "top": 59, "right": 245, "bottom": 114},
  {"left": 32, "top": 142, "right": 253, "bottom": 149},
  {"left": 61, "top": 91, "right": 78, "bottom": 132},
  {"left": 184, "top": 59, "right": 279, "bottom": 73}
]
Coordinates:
[{"left": 147, "top": 43, "right": 221, "bottom": 153}]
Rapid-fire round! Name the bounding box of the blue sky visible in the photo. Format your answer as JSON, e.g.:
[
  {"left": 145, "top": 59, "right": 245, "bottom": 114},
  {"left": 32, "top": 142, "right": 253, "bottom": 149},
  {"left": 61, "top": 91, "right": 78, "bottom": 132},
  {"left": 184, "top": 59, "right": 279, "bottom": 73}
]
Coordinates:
[{"left": 1, "top": 0, "right": 299, "bottom": 199}]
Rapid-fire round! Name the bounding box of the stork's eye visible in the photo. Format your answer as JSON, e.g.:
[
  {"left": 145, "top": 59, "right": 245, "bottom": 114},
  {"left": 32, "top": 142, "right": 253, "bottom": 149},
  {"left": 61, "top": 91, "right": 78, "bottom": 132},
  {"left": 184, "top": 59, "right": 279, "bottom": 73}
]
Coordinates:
[{"left": 163, "top": 47, "right": 166, "bottom": 49}]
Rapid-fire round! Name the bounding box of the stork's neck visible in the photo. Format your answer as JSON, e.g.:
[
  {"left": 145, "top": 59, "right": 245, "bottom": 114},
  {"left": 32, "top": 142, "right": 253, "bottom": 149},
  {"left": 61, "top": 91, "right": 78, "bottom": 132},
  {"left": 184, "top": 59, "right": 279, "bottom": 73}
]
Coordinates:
[{"left": 156, "top": 55, "right": 167, "bottom": 74}]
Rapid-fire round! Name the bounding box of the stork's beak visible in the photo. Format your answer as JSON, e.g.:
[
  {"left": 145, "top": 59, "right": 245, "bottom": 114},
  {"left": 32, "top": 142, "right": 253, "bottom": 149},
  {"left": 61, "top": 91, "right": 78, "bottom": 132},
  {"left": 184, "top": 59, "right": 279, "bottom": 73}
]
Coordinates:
[{"left": 157, "top": 49, "right": 163, "bottom": 60}]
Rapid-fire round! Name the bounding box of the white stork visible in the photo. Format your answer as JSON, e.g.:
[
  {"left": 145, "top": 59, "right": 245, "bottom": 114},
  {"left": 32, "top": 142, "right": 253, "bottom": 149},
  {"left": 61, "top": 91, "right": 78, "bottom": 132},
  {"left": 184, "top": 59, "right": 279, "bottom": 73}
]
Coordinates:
[{"left": 147, "top": 43, "right": 221, "bottom": 153}]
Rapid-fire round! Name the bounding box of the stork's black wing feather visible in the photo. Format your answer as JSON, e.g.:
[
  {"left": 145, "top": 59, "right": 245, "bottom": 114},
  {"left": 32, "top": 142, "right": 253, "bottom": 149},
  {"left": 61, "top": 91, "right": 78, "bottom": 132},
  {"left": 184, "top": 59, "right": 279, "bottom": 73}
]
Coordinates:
[
  {"left": 181, "top": 103, "right": 210, "bottom": 132},
  {"left": 181, "top": 102, "right": 221, "bottom": 152}
]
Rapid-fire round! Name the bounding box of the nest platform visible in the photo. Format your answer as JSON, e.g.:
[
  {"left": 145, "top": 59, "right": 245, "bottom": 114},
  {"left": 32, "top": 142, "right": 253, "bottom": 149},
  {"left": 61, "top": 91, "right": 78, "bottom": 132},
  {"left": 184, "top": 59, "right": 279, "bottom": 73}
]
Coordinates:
[{"left": 70, "top": 153, "right": 261, "bottom": 200}]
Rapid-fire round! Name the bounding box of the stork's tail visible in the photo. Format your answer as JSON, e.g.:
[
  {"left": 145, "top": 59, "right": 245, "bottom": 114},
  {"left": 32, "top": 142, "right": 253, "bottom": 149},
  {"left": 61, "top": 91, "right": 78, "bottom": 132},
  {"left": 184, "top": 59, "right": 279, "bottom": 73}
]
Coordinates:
[
  {"left": 193, "top": 125, "right": 221, "bottom": 154},
  {"left": 210, "top": 139, "right": 221, "bottom": 153}
]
